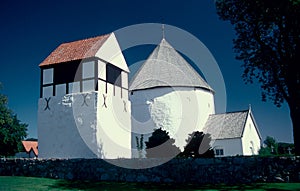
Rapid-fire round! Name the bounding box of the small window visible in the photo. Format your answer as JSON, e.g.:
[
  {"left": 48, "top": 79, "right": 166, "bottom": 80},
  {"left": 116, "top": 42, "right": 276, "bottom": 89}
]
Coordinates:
[
  {"left": 82, "top": 61, "right": 95, "bottom": 79},
  {"left": 43, "top": 68, "right": 54, "bottom": 85},
  {"left": 215, "top": 148, "right": 224, "bottom": 156}
]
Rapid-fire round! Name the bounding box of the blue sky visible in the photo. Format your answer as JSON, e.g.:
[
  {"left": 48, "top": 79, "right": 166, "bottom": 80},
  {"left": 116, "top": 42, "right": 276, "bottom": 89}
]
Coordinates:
[{"left": 0, "top": 0, "right": 293, "bottom": 143}]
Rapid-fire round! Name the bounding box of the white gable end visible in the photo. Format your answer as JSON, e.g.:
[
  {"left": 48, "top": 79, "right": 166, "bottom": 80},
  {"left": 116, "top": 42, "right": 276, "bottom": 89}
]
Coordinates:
[
  {"left": 96, "top": 33, "right": 129, "bottom": 72},
  {"left": 241, "top": 112, "right": 261, "bottom": 155}
]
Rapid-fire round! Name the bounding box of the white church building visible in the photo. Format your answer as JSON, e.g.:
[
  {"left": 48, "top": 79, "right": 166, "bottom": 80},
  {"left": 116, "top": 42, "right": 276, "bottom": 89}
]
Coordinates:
[{"left": 37, "top": 32, "right": 261, "bottom": 159}]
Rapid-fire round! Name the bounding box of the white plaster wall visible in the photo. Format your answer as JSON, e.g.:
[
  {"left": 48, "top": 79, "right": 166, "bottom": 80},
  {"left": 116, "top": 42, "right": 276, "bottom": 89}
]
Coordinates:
[
  {"left": 38, "top": 90, "right": 132, "bottom": 159},
  {"left": 122, "top": 88, "right": 128, "bottom": 100},
  {"left": 15, "top": 152, "right": 30, "bottom": 158},
  {"left": 121, "top": 71, "right": 128, "bottom": 89},
  {"left": 241, "top": 113, "right": 261, "bottom": 155},
  {"left": 96, "top": 33, "right": 129, "bottom": 72},
  {"left": 211, "top": 138, "right": 243, "bottom": 157},
  {"left": 98, "top": 60, "right": 106, "bottom": 80},
  {"left": 29, "top": 150, "right": 36, "bottom": 158},
  {"left": 96, "top": 83, "right": 131, "bottom": 159},
  {"left": 130, "top": 87, "right": 215, "bottom": 158},
  {"left": 98, "top": 80, "right": 106, "bottom": 93},
  {"left": 194, "top": 88, "right": 215, "bottom": 130},
  {"left": 38, "top": 93, "right": 98, "bottom": 159}
]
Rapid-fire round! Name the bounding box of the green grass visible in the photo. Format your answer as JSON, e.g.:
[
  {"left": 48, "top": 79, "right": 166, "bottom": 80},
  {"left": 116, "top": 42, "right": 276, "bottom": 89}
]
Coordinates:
[{"left": 0, "top": 176, "right": 300, "bottom": 191}]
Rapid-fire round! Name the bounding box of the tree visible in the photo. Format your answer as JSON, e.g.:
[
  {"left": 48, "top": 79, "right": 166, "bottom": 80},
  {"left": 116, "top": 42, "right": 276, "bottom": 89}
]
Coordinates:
[
  {"left": 136, "top": 134, "right": 144, "bottom": 158},
  {"left": 277, "top": 142, "right": 294, "bottom": 155},
  {"left": 145, "top": 128, "right": 180, "bottom": 158},
  {"left": 0, "top": 83, "right": 28, "bottom": 156},
  {"left": 259, "top": 136, "right": 295, "bottom": 156},
  {"left": 259, "top": 136, "right": 278, "bottom": 156},
  {"left": 179, "top": 131, "right": 214, "bottom": 158},
  {"left": 215, "top": 0, "right": 300, "bottom": 155}
]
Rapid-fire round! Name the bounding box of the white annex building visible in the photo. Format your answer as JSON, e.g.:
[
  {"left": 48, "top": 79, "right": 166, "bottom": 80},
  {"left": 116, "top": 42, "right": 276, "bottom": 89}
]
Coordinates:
[{"left": 38, "top": 32, "right": 262, "bottom": 159}]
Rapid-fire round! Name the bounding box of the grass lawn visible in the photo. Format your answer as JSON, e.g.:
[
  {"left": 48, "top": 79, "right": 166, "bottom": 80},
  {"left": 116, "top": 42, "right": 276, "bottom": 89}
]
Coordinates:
[{"left": 0, "top": 176, "right": 300, "bottom": 191}]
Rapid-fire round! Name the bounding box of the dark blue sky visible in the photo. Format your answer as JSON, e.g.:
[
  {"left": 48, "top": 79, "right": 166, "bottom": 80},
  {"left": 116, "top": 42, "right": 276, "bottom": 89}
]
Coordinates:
[{"left": 0, "top": 0, "right": 293, "bottom": 143}]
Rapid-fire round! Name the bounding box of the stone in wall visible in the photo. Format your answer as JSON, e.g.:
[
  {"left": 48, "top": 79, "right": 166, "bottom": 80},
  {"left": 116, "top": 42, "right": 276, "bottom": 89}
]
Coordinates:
[{"left": 0, "top": 156, "right": 299, "bottom": 184}]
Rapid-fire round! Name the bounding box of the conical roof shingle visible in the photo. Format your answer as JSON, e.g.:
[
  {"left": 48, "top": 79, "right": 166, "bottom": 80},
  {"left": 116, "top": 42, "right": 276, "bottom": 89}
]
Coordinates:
[{"left": 129, "top": 38, "right": 213, "bottom": 91}]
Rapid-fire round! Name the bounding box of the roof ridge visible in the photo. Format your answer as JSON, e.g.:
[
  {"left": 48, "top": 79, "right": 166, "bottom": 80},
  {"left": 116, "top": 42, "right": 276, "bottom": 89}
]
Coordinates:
[
  {"left": 209, "top": 109, "right": 249, "bottom": 116},
  {"left": 128, "top": 41, "right": 161, "bottom": 89},
  {"left": 204, "top": 109, "right": 250, "bottom": 140},
  {"left": 39, "top": 33, "right": 111, "bottom": 66},
  {"left": 247, "top": 109, "right": 262, "bottom": 139},
  {"left": 159, "top": 39, "right": 212, "bottom": 91},
  {"left": 60, "top": 33, "right": 111, "bottom": 45}
]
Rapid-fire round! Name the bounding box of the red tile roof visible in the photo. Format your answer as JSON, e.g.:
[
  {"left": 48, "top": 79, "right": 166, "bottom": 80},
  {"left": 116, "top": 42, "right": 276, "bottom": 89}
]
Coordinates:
[
  {"left": 39, "top": 33, "right": 111, "bottom": 67},
  {"left": 22, "top": 141, "right": 38, "bottom": 156}
]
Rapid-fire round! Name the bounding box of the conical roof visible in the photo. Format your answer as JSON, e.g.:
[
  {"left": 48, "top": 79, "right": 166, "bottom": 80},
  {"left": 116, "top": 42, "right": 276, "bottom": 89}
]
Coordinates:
[{"left": 129, "top": 38, "right": 213, "bottom": 92}]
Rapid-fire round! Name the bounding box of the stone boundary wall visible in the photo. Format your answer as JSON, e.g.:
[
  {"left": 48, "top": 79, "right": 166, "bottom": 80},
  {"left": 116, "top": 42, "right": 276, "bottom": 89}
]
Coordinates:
[{"left": 0, "top": 157, "right": 299, "bottom": 184}]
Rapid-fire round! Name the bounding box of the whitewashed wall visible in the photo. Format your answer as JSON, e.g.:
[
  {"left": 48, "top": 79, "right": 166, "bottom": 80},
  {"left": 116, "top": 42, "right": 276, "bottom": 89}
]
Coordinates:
[
  {"left": 96, "top": 82, "right": 131, "bottom": 159},
  {"left": 211, "top": 138, "right": 243, "bottom": 157},
  {"left": 15, "top": 152, "right": 35, "bottom": 158},
  {"left": 38, "top": 32, "right": 131, "bottom": 159},
  {"left": 38, "top": 91, "right": 131, "bottom": 159},
  {"left": 130, "top": 87, "right": 215, "bottom": 158},
  {"left": 38, "top": 93, "right": 98, "bottom": 159},
  {"left": 29, "top": 150, "right": 37, "bottom": 158},
  {"left": 211, "top": 112, "right": 261, "bottom": 157},
  {"left": 95, "top": 33, "right": 129, "bottom": 72},
  {"left": 241, "top": 113, "right": 261, "bottom": 155}
]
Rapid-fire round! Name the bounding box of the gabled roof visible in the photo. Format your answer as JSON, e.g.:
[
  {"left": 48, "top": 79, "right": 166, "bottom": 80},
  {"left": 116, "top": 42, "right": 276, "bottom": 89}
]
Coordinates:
[
  {"left": 22, "top": 141, "right": 38, "bottom": 156},
  {"left": 39, "top": 34, "right": 111, "bottom": 67},
  {"left": 203, "top": 109, "right": 261, "bottom": 140},
  {"left": 129, "top": 38, "right": 213, "bottom": 91}
]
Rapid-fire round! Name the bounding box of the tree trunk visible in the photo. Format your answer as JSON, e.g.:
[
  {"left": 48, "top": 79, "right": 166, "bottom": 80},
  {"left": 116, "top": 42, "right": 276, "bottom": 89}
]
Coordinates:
[
  {"left": 287, "top": 40, "right": 300, "bottom": 156},
  {"left": 290, "top": 105, "right": 300, "bottom": 156}
]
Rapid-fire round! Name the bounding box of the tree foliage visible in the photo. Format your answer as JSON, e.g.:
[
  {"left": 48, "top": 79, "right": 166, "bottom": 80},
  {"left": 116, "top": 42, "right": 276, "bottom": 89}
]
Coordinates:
[
  {"left": 145, "top": 128, "right": 180, "bottom": 158},
  {"left": 259, "top": 136, "right": 294, "bottom": 156},
  {"left": 259, "top": 136, "right": 278, "bottom": 156},
  {"left": 179, "top": 131, "right": 214, "bottom": 158},
  {"left": 0, "top": 83, "right": 28, "bottom": 156},
  {"left": 136, "top": 134, "right": 144, "bottom": 158},
  {"left": 277, "top": 142, "right": 295, "bottom": 155},
  {"left": 215, "top": 0, "right": 300, "bottom": 155}
]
